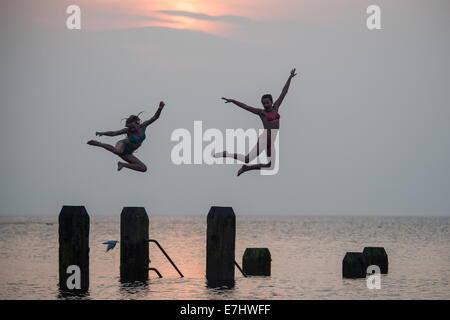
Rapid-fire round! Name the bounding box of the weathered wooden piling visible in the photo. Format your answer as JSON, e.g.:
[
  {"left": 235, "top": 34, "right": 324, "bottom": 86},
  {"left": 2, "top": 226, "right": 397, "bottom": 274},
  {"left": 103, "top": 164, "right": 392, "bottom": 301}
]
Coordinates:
[
  {"left": 58, "top": 206, "right": 90, "bottom": 293},
  {"left": 363, "top": 247, "right": 388, "bottom": 274},
  {"left": 206, "top": 206, "right": 236, "bottom": 287},
  {"left": 120, "top": 207, "right": 149, "bottom": 282},
  {"left": 243, "top": 248, "right": 271, "bottom": 276},
  {"left": 342, "top": 252, "right": 366, "bottom": 278}
]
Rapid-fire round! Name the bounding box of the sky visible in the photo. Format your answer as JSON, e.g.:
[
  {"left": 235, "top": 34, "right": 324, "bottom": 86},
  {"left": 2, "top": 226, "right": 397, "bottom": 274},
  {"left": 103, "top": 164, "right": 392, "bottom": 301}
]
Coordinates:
[{"left": 0, "top": 0, "right": 449, "bottom": 216}]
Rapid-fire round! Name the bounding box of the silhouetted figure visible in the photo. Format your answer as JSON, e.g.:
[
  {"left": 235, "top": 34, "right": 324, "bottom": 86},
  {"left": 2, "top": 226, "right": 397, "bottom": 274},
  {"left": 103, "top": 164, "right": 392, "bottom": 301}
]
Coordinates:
[
  {"left": 87, "top": 101, "right": 165, "bottom": 172},
  {"left": 215, "top": 68, "right": 297, "bottom": 176}
]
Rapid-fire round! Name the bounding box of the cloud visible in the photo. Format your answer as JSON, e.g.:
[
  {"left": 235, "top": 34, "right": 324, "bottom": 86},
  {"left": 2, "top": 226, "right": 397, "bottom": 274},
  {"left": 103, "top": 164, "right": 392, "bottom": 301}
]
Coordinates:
[
  {"left": 124, "top": 14, "right": 175, "bottom": 24},
  {"left": 157, "top": 10, "right": 253, "bottom": 24}
]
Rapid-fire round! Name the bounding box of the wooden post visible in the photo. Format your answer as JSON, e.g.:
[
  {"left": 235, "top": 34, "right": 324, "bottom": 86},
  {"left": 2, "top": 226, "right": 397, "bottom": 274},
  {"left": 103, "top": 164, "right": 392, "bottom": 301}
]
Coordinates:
[
  {"left": 58, "top": 205, "right": 90, "bottom": 294},
  {"left": 363, "top": 247, "right": 388, "bottom": 274},
  {"left": 342, "top": 252, "right": 366, "bottom": 278},
  {"left": 120, "top": 207, "right": 149, "bottom": 282},
  {"left": 206, "top": 206, "right": 236, "bottom": 287},
  {"left": 243, "top": 248, "right": 271, "bottom": 276}
]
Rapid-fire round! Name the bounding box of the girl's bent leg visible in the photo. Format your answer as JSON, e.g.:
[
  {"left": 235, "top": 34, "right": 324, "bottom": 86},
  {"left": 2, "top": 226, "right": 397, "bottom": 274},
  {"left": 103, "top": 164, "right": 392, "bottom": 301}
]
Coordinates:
[
  {"left": 237, "top": 130, "right": 277, "bottom": 176},
  {"left": 237, "top": 162, "right": 271, "bottom": 176},
  {"left": 118, "top": 154, "right": 147, "bottom": 172}
]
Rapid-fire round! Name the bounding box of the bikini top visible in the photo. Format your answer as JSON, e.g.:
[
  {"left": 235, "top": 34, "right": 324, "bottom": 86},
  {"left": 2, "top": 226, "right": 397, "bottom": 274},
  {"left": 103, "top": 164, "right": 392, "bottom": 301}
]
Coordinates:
[
  {"left": 266, "top": 111, "right": 280, "bottom": 121},
  {"left": 128, "top": 128, "right": 146, "bottom": 144}
]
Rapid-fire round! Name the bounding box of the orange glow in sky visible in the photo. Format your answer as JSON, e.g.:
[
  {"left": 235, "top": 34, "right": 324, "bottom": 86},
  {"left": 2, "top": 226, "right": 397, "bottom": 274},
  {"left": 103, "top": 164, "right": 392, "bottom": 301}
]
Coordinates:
[
  {"left": 86, "top": 0, "right": 348, "bottom": 35},
  {"left": 16, "top": 0, "right": 348, "bottom": 36},
  {"left": 83, "top": 0, "right": 242, "bottom": 35}
]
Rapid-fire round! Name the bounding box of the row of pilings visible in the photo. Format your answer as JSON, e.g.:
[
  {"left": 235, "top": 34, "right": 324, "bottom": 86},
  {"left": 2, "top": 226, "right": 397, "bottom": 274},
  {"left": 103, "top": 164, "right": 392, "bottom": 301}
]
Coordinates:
[
  {"left": 58, "top": 205, "right": 271, "bottom": 294},
  {"left": 59, "top": 205, "right": 388, "bottom": 295}
]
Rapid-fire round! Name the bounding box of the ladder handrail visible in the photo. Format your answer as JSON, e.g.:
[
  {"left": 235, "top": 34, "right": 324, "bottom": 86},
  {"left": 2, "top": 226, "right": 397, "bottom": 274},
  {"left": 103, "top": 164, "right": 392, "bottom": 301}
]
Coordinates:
[
  {"left": 234, "top": 260, "right": 247, "bottom": 277},
  {"left": 148, "top": 239, "right": 184, "bottom": 278},
  {"left": 148, "top": 267, "right": 163, "bottom": 278}
]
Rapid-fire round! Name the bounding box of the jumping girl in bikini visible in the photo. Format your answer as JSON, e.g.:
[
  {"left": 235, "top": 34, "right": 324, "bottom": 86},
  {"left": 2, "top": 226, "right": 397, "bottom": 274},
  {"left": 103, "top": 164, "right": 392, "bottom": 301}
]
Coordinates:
[
  {"left": 87, "top": 101, "right": 165, "bottom": 172},
  {"left": 215, "top": 68, "right": 297, "bottom": 176}
]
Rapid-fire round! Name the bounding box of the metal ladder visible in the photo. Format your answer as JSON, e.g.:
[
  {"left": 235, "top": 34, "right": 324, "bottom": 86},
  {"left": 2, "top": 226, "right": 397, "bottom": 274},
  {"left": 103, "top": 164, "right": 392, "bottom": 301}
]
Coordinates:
[
  {"left": 145, "top": 238, "right": 246, "bottom": 279},
  {"left": 146, "top": 239, "right": 184, "bottom": 278},
  {"left": 235, "top": 261, "right": 247, "bottom": 277}
]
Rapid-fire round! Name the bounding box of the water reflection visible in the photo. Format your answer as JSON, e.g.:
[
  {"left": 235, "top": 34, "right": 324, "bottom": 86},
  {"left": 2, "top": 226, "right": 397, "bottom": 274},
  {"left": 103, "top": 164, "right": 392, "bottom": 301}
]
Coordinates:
[
  {"left": 1, "top": 216, "right": 449, "bottom": 299},
  {"left": 206, "top": 280, "right": 235, "bottom": 290},
  {"left": 119, "top": 280, "right": 149, "bottom": 297},
  {"left": 57, "top": 289, "right": 90, "bottom": 300},
  {"left": 205, "top": 279, "right": 236, "bottom": 300}
]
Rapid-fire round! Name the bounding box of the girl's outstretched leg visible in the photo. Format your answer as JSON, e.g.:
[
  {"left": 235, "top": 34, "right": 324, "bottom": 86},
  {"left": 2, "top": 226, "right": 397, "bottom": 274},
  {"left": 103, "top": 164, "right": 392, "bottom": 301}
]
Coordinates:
[
  {"left": 87, "top": 140, "right": 123, "bottom": 155},
  {"left": 118, "top": 154, "right": 147, "bottom": 172}
]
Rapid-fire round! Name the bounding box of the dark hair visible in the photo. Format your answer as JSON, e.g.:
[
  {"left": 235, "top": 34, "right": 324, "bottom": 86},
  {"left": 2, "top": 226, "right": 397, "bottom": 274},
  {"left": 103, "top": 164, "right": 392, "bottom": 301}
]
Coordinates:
[
  {"left": 261, "top": 94, "right": 273, "bottom": 103},
  {"left": 123, "top": 111, "right": 144, "bottom": 126},
  {"left": 125, "top": 115, "right": 140, "bottom": 125}
]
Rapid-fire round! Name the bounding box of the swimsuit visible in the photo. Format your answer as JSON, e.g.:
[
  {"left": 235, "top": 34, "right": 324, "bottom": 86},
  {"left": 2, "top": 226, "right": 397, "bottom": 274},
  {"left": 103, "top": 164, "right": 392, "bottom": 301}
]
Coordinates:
[
  {"left": 122, "top": 128, "right": 146, "bottom": 155},
  {"left": 129, "top": 128, "right": 146, "bottom": 144},
  {"left": 122, "top": 143, "right": 134, "bottom": 155},
  {"left": 266, "top": 111, "right": 280, "bottom": 121}
]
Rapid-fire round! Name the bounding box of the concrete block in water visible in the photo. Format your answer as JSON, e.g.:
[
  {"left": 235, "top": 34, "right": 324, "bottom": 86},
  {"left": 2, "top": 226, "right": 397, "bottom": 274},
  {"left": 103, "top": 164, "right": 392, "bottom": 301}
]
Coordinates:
[
  {"left": 342, "top": 252, "right": 366, "bottom": 278},
  {"left": 363, "top": 247, "right": 388, "bottom": 274},
  {"left": 243, "top": 248, "right": 271, "bottom": 276}
]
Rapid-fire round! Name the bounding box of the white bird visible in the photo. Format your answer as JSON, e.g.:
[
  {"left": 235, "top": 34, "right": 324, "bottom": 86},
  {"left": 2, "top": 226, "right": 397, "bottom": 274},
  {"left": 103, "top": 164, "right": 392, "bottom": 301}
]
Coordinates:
[{"left": 103, "top": 240, "right": 119, "bottom": 252}]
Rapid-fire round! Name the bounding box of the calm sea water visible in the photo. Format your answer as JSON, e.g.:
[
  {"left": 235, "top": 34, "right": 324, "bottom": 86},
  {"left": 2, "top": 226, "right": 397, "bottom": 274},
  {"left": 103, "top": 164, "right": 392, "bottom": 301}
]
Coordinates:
[{"left": 0, "top": 216, "right": 448, "bottom": 300}]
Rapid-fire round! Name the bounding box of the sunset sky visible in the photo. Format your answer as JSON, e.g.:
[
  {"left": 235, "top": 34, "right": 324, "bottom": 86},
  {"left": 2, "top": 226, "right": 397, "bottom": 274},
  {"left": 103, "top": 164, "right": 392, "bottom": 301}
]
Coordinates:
[
  {"left": 1, "top": 0, "right": 450, "bottom": 216},
  {"left": 3, "top": 0, "right": 363, "bottom": 35}
]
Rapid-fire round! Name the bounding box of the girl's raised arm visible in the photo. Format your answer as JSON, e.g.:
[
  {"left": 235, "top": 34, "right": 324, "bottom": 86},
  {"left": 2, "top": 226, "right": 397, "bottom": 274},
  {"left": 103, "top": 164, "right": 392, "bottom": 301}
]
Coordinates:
[
  {"left": 274, "top": 68, "right": 297, "bottom": 111},
  {"left": 96, "top": 128, "right": 128, "bottom": 137},
  {"left": 141, "top": 101, "right": 165, "bottom": 128},
  {"left": 221, "top": 97, "right": 263, "bottom": 115}
]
